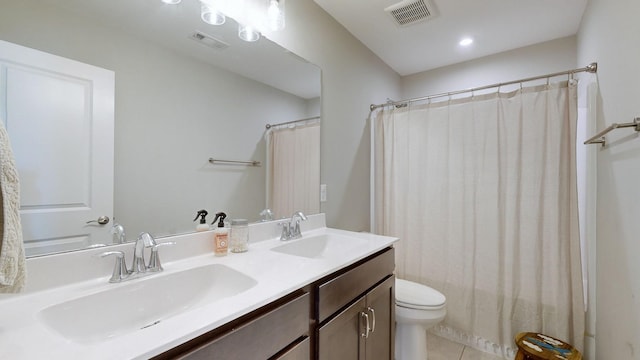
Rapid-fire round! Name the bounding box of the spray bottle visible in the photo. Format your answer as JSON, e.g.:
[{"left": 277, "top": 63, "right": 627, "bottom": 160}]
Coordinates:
[
  {"left": 211, "top": 212, "right": 229, "bottom": 256},
  {"left": 193, "top": 210, "right": 210, "bottom": 232}
]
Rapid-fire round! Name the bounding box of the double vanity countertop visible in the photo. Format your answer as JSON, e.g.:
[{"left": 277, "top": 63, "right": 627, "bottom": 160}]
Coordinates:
[{"left": 0, "top": 214, "right": 398, "bottom": 359}]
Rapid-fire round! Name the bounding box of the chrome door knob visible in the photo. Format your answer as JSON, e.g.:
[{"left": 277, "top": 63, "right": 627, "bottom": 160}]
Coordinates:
[{"left": 86, "top": 216, "right": 110, "bottom": 225}]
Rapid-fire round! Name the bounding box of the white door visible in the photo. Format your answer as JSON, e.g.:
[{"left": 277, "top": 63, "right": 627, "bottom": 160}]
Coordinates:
[{"left": 0, "top": 40, "right": 114, "bottom": 256}]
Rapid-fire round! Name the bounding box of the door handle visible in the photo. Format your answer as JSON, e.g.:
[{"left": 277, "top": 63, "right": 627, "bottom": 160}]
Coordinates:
[
  {"left": 86, "top": 216, "right": 110, "bottom": 225},
  {"left": 367, "top": 307, "right": 376, "bottom": 333},
  {"left": 360, "top": 311, "right": 371, "bottom": 338}
]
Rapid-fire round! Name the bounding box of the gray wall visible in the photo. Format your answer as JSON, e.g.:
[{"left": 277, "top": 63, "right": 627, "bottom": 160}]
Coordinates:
[
  {"left": 265, "top": 0, "right": 403, "bottom": 231},
  {"left": 402, "top": 36, "right": 578, "bottom": 98},
  {"left": 578, "top": 1, "right": 640, "bottom": 358}
]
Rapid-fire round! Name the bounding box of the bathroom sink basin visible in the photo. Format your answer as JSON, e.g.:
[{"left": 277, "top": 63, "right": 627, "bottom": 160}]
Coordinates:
[
  {"left": 271, "top": 233, "right": 369, "bottom": 259},
  {"left": 37, "top": 264, "right": 257, "bottom": 343}
]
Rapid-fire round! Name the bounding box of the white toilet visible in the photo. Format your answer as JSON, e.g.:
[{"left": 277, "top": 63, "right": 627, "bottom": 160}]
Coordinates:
[{"left": 395, "top": 278, "right": 447, "bottom": 360}]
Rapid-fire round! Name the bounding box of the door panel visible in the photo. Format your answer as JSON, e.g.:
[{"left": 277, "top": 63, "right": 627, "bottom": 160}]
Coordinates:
[
  {"left": 366, "top": 276, "right": 395, "bottom": 360},
  {"left": 0, "top": 40, "right": 114, "bottom": 256},
  {"left": 318, "top": 298, "right": 366, "bottom": 360}
]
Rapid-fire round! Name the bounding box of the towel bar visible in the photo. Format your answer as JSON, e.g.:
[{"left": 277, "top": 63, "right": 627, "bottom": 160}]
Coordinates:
[
  {"left": 208, "top": 158, "right": 261, "bottom": 167},
  {"left": 584, "top": 117, "right": 640, "bottom": 147}
]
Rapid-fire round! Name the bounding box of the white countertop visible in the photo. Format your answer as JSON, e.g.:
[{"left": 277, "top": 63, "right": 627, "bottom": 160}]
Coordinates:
[{"left": 0, "top": 214, "right": 398, "bottom": 359}]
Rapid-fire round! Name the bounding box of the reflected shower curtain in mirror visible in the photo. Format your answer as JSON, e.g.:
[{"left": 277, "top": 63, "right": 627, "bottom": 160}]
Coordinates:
[
  {"left": 266, "top": 122, "right": 320, "bottom": 219},
  {"left": 374, "top": 82, "right": 584, "bottom": 357}
]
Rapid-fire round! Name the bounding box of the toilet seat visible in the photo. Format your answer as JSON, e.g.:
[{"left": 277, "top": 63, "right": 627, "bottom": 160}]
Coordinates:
[{"left": 396, "top": 279, "right": 446, "bottom": 310}]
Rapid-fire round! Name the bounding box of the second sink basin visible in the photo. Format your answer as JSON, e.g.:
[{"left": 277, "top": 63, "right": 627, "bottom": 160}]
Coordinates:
[
  {"left": 271, "top": 233, "right": 369, "bottom": 259},
  {"left": 37, "top": 263, "right": 257, "bottom": 343}
]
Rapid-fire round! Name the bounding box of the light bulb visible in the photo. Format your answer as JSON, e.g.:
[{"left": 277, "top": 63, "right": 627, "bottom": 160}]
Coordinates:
[
  {"left": 238, "top": 24, "right": 260, "bottom": 42},
  {"left": 201, "top": 1, "right": 225, "bottom": 25},
  {"left": 267, "top": 0, "right": 285, "bottom": 31}
]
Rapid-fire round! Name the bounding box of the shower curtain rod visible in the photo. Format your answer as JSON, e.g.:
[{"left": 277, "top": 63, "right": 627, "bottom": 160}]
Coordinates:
[
  {"left": 265, "top": 116, "right": 320, "bottom": 129},
  {"left": 369, "top": 62, "right": 598, "bottom": 111}
]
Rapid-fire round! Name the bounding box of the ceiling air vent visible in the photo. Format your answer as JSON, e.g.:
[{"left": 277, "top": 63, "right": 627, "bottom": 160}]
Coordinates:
[
  {"left": 384, "top": 0, "right": 437, "bottom": 27},
  {"left": 189, "top": 31, "right": 229, "bottom": 50}
]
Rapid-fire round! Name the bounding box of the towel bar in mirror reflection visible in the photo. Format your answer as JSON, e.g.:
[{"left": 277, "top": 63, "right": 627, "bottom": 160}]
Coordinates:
[{"left": 208, "top": 158, "right": 262, "bottom": 167}]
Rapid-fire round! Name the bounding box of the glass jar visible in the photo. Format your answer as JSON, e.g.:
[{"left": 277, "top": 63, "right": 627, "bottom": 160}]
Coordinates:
[{"left": 230, "top": 219, "right": 249, "bottom": 253}]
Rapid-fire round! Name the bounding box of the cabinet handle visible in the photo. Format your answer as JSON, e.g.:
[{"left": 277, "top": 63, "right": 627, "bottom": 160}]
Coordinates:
[
  {"left": 360, "top": 311, "right": 371, "bottom": 338},
  {"left": 367, "top": 307, "right": 376, "bottom": 333}
]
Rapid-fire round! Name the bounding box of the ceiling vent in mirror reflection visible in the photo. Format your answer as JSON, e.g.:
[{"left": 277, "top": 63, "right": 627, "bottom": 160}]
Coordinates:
[
  {"left": 385, "top": 0, "right": 437, "bottom": 27},
  {"left": 189, "top": 31, "right": 230, "bottom": 50}
]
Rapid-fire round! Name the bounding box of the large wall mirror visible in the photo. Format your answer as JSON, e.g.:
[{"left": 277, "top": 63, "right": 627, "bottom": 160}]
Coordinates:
[{"left": 0, "top": 0, "right": 321, "bottom": 257}]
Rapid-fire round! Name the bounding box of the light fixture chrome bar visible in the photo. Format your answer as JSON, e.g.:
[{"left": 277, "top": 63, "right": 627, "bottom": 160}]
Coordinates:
[
  {"left": 265, "top": 116, "right": 320, "bottom": 129},
  {"left": 584, "top": 118, "right": 640, "bottom": 147},
  {"left": 369, "top": 62, "right": 598, "bottom": 111},
  {"left": 208, "top": 158, "right": 261, "bottom": 166}
]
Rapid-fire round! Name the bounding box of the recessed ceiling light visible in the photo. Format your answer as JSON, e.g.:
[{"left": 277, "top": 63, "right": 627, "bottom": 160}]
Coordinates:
[
  {"left": 459, "top": 37, "right": 473, "bottom": 47},
  {"left": 161, "top": 0, "right": 181, "bottom": 4}
]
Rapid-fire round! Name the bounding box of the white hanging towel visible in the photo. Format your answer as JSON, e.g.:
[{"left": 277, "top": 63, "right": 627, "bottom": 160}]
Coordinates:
[{"left": 0, "top": 119, "right": 25, "bottom": 293}]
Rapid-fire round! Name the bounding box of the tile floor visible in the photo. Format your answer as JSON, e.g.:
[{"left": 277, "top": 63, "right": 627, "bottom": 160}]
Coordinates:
[{"left": 426, "top": 333, "right": 504, "bottom": 360}]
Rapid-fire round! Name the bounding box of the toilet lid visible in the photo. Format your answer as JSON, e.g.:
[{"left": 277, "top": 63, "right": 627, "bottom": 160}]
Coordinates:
[{"left": 396, "top": 279, "right": 446, "bottom": 309}]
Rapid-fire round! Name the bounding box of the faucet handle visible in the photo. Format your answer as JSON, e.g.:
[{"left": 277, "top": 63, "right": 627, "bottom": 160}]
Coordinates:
[
  {"left": 291, "top": 219, "right": 303, "bottom": 239},
  {"left": 148, "top": 242, "right": 176, "bottom": 272},
  {"left": 277, "top": 220, "right": 291, "bottom": 241},
  {"left": 96, "top": 251, "right": 130, "bottom": 283}
]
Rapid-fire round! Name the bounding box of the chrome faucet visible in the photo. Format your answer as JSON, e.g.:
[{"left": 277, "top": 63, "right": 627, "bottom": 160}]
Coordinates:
[
  {"left": 97, "top": 232, "right": 175, "bottom": 283},
  {"left": 259, "top": 208, "right": 274, "bottom": 222},
  {"left": 110, "top": 221, "right": 126, "bottom": 244},
  {"left": 279, "top": 211, "right": 308, "bottom": 241}
]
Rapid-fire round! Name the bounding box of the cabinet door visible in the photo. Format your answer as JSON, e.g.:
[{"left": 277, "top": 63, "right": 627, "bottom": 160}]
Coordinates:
[
  {"left": 318, "top": 297, "right": 367, "bottom": 360},
  {"left": 365, "top": 276, "right": 395, "bottom": 360}
]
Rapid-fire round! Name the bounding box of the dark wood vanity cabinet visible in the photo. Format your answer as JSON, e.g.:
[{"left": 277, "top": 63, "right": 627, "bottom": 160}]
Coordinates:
[
  {"left": 154, "top": 291, "right": 311, "bottom": 360},
  {"left": 316, "top": 248, "right": 395, "bottom": 360},
  {"left": 155, "top": 247, "right": 395, "bottom": 360}
]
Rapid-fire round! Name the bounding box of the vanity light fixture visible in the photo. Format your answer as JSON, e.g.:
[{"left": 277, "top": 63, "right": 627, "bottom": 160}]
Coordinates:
[
  {"left": 160, "top": 0, "right": 285, "bottom": 42},
  {"left": 459, "top": 37, "right": 474, "bottom": 47}
]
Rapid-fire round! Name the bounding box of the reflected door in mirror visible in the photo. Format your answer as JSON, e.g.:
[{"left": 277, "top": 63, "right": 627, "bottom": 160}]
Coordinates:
[{"left": 0, "top": 41, "right": 115, "bottom": 256}]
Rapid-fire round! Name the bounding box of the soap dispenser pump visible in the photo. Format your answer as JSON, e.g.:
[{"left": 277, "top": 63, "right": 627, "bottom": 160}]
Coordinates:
[
  {"left": 211, "top": 212, "right": 229, "bottom": 256},
  {"left": 193, "top": 210, "right": 210, "bottom": 232}
]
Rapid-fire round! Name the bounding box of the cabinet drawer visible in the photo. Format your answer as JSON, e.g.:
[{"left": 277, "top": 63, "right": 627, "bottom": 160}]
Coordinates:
[
  {"left": 317, "top": 248, "right": 394, "bottom": 323},
  {"left": 178, "top": 292, "right": 310, "bottom": 360},
  {"left": 274, "top": 337, "right": 310, "bottom": 360}
]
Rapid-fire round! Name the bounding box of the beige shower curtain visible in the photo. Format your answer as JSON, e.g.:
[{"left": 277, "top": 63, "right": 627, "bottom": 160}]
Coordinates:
[
  {"left": 374, "top": 82, "right": 584, "bottom": 357},
  {"left": 266, "top": 122, "right": 320, "bottom": 219}
]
